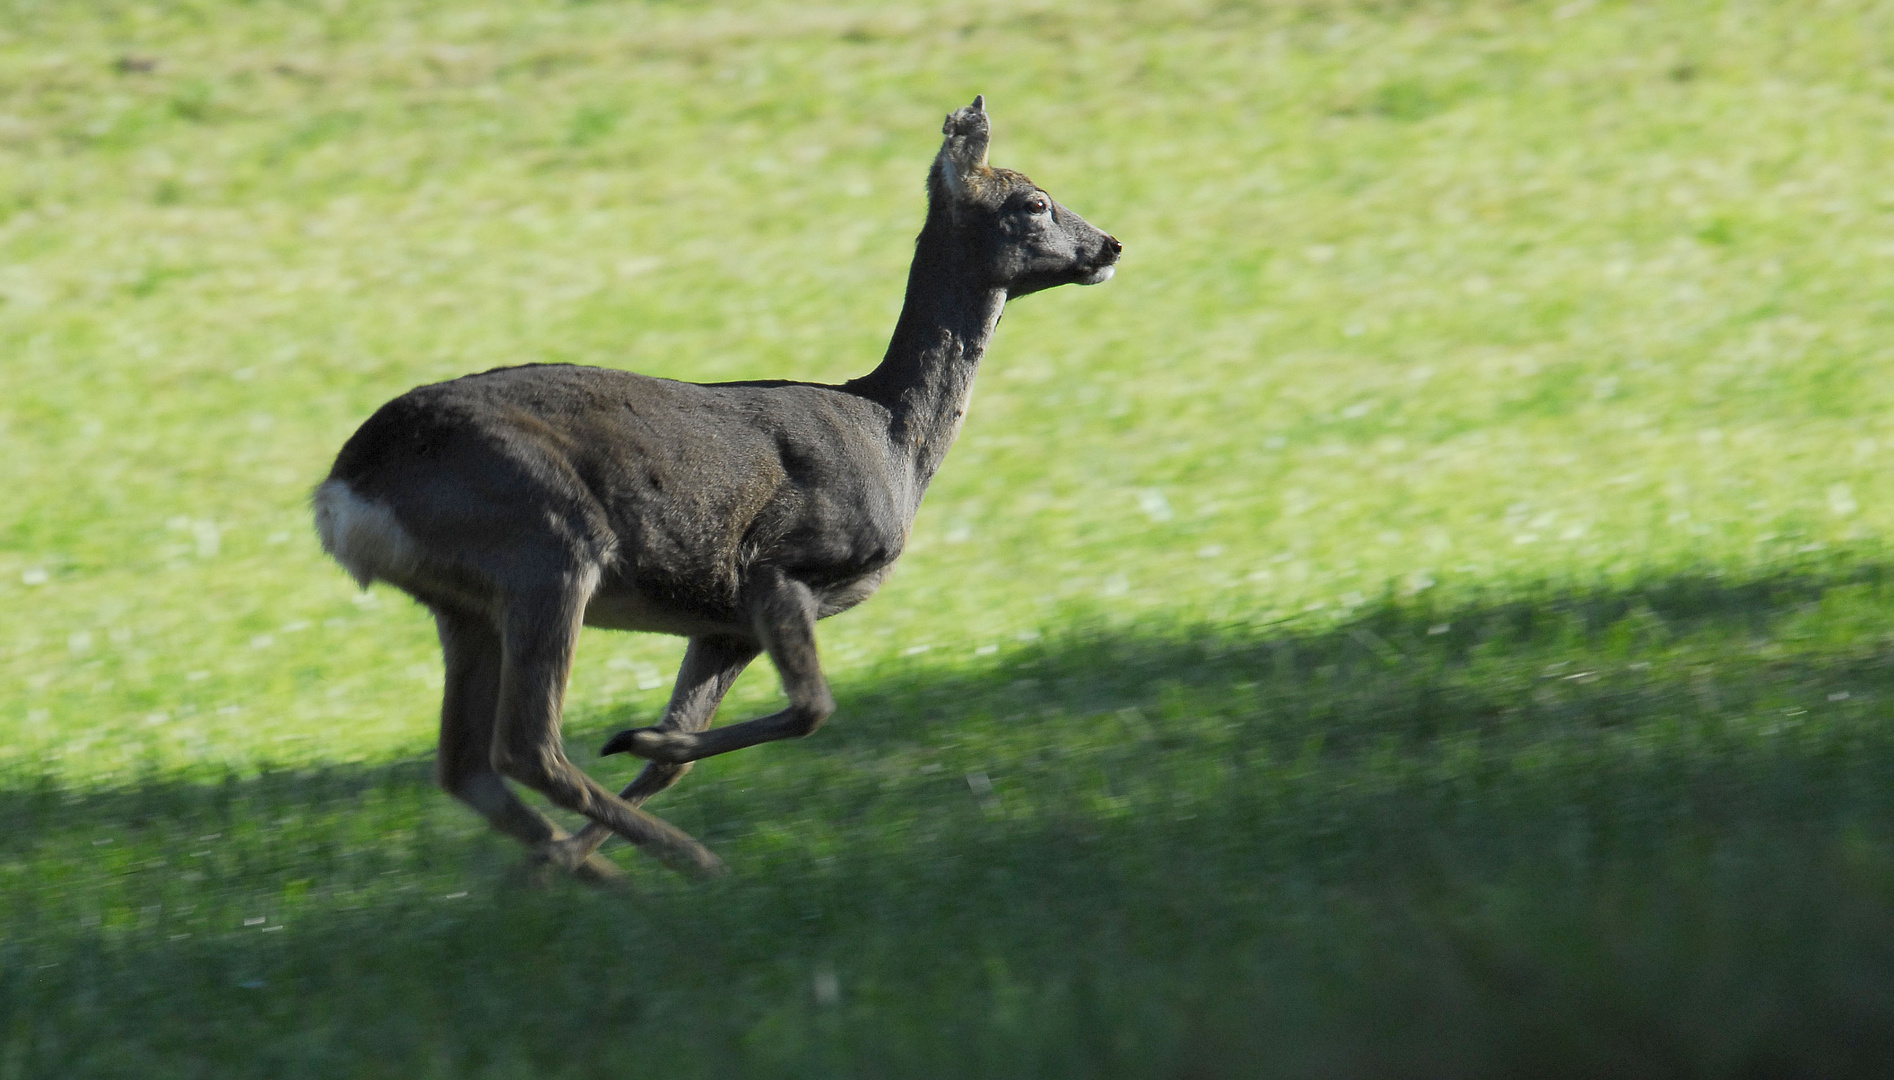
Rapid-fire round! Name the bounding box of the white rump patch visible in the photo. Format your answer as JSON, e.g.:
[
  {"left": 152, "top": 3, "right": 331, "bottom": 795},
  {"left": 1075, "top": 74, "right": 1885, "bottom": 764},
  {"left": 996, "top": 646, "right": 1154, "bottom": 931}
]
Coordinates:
[{"left": 311, "top": 478, "right": 420, "bottom": 590}]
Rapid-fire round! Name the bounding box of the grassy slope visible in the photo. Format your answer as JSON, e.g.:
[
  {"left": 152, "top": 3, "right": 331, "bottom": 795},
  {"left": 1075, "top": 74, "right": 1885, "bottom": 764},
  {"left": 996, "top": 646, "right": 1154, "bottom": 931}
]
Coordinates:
[{"left": 5, "top": 0, "right": 1894, "bottom": 1075}]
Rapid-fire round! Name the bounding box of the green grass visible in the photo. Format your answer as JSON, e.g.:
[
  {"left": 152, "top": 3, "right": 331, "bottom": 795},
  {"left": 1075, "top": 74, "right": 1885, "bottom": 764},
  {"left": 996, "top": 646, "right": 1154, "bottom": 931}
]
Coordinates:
[{"left": 6, "top": 0, "right": 1894, "bottom": 1074}]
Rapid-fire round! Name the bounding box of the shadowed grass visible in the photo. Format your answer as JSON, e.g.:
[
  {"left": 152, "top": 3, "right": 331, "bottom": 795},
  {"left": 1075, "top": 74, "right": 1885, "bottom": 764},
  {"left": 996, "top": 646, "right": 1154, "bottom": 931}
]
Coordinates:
[{"left": 9, "top": 564, "right": 1894, "bottom": 1076}]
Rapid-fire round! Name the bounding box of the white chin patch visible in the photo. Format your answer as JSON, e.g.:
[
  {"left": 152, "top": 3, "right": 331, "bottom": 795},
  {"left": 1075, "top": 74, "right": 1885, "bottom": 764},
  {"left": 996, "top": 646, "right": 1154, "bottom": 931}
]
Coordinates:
[{"left": 1083, "top": 265, "right": 1116, "bottom": 285}]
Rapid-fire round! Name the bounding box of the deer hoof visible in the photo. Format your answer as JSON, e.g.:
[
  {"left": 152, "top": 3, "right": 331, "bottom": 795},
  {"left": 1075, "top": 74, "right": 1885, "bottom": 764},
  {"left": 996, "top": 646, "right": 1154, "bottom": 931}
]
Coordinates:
[
  {"left": 519, "top": 844, "right": 628, "bottom": 888},
  {"left": 511, "top": 853, "right": 562, "bottom": 890},
  {"left": 670, "top": 844, "right": 728, "bottom": 881},
  {"left": 570, "top": 853, "right": 629, "bottom": 888},
  {"left": 601, "top": 726, "right": 694, "bottom": 763}
]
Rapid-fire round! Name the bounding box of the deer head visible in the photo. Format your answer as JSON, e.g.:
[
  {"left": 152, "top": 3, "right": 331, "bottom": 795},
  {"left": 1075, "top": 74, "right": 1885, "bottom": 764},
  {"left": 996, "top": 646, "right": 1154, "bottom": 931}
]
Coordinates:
[{"left": 927, "top": 95, "right": 1122, "bottom": 299}]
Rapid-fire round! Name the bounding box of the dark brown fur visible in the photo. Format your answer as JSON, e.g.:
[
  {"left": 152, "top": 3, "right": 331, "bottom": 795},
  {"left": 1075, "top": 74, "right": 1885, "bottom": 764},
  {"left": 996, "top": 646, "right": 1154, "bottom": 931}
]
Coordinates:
[{"left": 313, "top": 97, "right": 1120, "bottom": 879}]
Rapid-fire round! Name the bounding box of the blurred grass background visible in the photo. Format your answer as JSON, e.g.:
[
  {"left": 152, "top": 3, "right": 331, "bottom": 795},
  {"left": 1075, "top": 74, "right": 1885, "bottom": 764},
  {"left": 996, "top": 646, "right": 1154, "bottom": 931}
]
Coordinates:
[{"left": 6, "top": 0, "right": 1894, "bottom": 1075}]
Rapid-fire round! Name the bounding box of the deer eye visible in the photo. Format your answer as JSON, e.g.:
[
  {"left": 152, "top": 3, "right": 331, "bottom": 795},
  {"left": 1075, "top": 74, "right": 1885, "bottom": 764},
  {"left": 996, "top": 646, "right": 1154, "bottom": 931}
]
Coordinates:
[{"left": 1025, "top": 195, "right": 1049, "bottom": 215}]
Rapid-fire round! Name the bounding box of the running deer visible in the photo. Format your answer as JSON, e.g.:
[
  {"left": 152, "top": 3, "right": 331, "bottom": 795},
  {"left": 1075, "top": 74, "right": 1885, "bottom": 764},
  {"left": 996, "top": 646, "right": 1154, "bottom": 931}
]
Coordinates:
[{"left": 313, "top": 97, "right": 1120, "bottom": 880}]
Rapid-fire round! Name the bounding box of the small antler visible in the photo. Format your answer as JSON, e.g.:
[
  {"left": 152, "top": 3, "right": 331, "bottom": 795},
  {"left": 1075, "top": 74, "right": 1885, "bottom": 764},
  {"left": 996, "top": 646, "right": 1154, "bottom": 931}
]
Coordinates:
[{"left": 934, "top": 95, "right": 991, "bottom": 201}]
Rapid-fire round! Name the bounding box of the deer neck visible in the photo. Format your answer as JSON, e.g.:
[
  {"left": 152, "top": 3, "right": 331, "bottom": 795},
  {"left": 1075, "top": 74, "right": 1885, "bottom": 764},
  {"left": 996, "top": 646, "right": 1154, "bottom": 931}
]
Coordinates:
[{"left": 849, "top": 224, "right": 1005, "bottom": 492}]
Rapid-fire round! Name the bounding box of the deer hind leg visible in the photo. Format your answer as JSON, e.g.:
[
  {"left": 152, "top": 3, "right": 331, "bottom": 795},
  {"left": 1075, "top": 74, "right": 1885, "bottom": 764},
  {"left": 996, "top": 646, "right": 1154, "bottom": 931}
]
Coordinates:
[
  {"left": 489, "top": 570, "right": 725, "bottom": 878},
  {"left": 601, "top": 567, "right": 833, "bottom": 766},
  {"left": 433, "top": 608, "right": 623, "bottom": 883},
  {"left": 552, "top": 634, "right": 761, "bottom": 867}
]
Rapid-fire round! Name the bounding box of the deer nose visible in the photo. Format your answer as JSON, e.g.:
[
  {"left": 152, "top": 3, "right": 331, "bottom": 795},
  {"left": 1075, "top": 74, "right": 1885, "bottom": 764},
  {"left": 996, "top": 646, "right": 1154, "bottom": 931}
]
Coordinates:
[{"left": 1104, "top": 235, "right": 1123, "bottom": 258}]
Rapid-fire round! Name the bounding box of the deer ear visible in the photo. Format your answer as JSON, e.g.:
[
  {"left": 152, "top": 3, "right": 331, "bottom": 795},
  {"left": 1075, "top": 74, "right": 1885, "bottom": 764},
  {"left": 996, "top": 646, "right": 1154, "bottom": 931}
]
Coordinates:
[{"left": 935, "top": 95, "right": 990, "bottom": 200}]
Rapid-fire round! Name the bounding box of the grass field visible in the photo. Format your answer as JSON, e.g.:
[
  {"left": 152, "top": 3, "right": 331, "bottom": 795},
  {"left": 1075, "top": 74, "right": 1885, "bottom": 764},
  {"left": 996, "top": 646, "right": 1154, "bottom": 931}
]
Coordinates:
[{"left": 7, "top": 0, "right": 1894, "bottom": 1074}]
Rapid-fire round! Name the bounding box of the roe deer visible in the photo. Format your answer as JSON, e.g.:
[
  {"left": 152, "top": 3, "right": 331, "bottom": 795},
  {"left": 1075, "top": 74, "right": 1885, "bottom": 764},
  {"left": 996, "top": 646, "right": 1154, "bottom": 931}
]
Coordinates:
[{"left": 313, "top": 97, "right": 1120, "bottom": 880}]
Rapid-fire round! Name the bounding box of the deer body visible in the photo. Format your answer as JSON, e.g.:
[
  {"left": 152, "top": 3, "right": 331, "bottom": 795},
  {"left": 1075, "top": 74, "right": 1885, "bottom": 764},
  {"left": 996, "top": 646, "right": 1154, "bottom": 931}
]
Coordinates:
[
  {"left": 314, "top": 98, "right": 1118, "bottom": 879},
  {"left": 325, "top": 368, "right": 918, "bottom": 633}
]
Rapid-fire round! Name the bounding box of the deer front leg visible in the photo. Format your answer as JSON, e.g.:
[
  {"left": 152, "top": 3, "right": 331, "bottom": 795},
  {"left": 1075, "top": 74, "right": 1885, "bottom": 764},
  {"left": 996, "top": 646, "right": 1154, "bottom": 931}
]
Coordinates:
[
  {"left": 549, "top": 634, "right": 760, "bottom": 867},
  {"left": 601, "top": 568, "right": 833, "bottom": 766}
]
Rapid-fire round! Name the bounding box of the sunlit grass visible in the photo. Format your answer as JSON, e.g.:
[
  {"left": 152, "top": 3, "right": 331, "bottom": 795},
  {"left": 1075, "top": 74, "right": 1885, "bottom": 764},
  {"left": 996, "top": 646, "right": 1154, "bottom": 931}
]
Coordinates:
[{"left": 6, "top": 0, "right": 1894, "bottom": 1074}]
